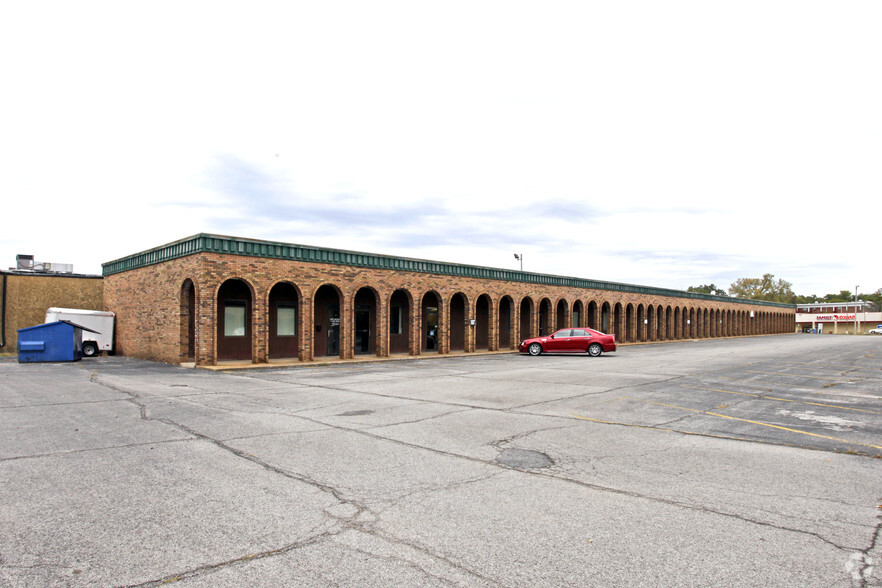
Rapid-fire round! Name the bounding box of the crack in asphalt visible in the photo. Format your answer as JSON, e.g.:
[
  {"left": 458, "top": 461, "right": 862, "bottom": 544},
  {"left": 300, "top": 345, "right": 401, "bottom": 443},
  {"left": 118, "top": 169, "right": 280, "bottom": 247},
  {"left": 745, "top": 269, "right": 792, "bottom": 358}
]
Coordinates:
[
  {"left": 68, "top": 354, "right": 881, "bottom": 586},
  {"left": 86, "top": 373, "right": 516, "bottom": 586}
]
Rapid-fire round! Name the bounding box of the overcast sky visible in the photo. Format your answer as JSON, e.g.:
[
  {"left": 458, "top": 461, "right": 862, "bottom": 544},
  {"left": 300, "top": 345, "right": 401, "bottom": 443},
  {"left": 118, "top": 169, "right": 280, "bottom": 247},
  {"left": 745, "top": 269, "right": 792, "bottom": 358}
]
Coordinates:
[{"left": 2, "top": 2, "right": 879, "bottom": 298}]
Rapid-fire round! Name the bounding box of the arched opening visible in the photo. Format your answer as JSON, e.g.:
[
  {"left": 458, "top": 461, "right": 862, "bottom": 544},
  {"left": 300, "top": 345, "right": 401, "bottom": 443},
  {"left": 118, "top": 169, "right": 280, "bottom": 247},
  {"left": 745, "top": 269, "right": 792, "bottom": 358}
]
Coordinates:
[
  {"left": 450, "top": 293, "right": 467, "bottom": 351},
  {"left": 217, "top": 278, "right": 253, "bottom": 361},
  {"left": 647, "top": 305, "right": 656, "bottom": 341},
  {"left": 637, "top": 304, "right": 646, "bottom": 342},
  {"left": 389, "top": 289, "right": 411, "bottom": 354},
  {"left": 556, "top": 299, "right": 568, "bottom": 330},
  {"left": 625, "top": 303, "right": 634, "bottom": 342},
  {"left": 268, "top": 282, "right": 299, "bottom": 360},
  {"left": 520, "top": 297, "right": 534, "bottom": 341},
  {"left": 422, "top": 291, "right": 441, "bottom": 352},
  {"left": 476, "top": 294, "right": 491, "bottom": 351},
  {"left": 498, "top": 296, "right": 513, "bottom": 349},
  {"left": 180, "top": 279, "right": 196, "bottom": 363},
  {"left": 573, "top": 300, "right": 584, "bottom": 328},
  {"left": 601, "top": 302, "right": 611, "bottom": 333},
  {"left": 588, "top": 301, "right": 599, "bottom": 330},
  {"left": 539, "top": 298, "right": 552, "bottom": 335},
  {"left": 354, "top": 287, "right": 378, "bottom": 355},
  {"left": 614, "top": 303, "right": 624, "bottom": 342},
  {"left": 314, "top": 284, "right": 342, "bottom": 358}
]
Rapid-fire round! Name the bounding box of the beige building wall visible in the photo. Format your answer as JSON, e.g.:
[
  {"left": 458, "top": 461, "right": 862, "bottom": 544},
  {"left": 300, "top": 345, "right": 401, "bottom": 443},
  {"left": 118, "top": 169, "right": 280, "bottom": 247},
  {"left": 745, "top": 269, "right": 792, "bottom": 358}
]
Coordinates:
[{"left": 0, "top": 272, "right": 104, "bottom": 353}]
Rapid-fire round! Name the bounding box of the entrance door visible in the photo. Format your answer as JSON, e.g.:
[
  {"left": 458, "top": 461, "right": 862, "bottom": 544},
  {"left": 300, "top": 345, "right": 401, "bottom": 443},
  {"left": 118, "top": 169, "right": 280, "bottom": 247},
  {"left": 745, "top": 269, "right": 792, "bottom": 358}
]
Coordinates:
[
  {"left": 425, "top": 306, "right": 438, "bottom": 350},
  {"left": 355, "top": 306, "right": 370, "bottom": 354},
  {"left": 327, "top": 303, "right": 340, "bottom": 356}
]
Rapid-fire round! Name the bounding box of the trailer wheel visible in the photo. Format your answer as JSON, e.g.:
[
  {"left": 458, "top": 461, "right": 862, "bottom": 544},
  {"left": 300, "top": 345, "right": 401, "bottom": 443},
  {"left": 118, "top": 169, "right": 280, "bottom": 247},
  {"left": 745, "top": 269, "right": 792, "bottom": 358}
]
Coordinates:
[{"left": 82, "top": 342, "right": 99, "bottom": 357}]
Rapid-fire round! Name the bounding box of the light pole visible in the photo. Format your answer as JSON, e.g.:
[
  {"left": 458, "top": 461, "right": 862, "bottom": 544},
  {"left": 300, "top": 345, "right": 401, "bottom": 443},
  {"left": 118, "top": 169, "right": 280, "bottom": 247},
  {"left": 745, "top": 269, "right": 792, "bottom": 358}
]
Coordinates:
[
  {"left": 513, "top": 253, "right": 523, "bottom": 271},
  {"left": 854, "top": 285, "right": 859, "bottom": 335}
]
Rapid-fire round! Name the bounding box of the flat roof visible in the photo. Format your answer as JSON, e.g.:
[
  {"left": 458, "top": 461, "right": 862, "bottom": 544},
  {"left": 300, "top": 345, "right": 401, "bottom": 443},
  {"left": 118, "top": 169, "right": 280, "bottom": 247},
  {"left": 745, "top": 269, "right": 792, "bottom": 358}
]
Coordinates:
[
  {"left": 102, "top": 233, "right": 794, "bottom": 309},
  {"left": 1, "top": 269, "right": 102, "bottom": 279}
]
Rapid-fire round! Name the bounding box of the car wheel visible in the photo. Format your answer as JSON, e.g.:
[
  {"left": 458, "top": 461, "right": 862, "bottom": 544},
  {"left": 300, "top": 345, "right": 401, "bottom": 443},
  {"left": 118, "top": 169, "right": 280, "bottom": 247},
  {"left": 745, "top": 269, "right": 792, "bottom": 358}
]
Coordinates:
[
  {"left": 82, "top": 342, "right": 99, "bottom": 357},
  {"left": 587, "top": 343, "right": 603, "bottom": 357},
  {"left": 528, "top": 342, "right": 543, "bottom": 356}
]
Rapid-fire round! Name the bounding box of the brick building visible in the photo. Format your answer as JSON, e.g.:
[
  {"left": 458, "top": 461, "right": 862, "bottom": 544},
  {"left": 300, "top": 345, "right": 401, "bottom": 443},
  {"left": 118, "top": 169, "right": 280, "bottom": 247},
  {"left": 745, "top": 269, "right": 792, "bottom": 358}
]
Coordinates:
[{"left": 102, "top": 234, "right": 795, "bottom": 366}]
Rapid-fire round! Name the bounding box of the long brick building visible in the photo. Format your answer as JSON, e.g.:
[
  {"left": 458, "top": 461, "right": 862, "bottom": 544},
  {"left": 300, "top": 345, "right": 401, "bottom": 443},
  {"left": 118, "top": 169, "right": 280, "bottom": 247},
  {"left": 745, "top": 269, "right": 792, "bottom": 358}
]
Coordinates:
[{"left": 102, "top": 234, "right": 795, "bottom": 366}]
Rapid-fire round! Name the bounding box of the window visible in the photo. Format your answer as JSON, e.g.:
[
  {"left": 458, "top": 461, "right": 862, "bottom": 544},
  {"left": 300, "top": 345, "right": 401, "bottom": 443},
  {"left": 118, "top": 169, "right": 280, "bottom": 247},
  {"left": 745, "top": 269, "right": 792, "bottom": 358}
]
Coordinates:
[
  {"left": 277, "top": 304, "right": 296, "bottom": 336},
  {"left": 390, "top": 305, "right": 403, "bottom": 335},
  {"left": 572, "top": 329, "right": 589, "bottom": 337},
  {"left": 224, "top": 301, "right": 246, "bottom": 337}
]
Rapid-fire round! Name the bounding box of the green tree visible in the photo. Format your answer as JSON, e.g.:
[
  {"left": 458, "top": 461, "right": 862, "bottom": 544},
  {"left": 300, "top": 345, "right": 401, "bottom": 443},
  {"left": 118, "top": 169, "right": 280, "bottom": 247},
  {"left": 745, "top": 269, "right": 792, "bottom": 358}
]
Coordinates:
[
  {"left": 823, "top": 290, "right": 853, "bottom": 303},
  {"left": 687, "top": 284, "right": 728, "bottom": 296},
  {"left": 728, "top": 274, "right": 796, "bottom": 303}
]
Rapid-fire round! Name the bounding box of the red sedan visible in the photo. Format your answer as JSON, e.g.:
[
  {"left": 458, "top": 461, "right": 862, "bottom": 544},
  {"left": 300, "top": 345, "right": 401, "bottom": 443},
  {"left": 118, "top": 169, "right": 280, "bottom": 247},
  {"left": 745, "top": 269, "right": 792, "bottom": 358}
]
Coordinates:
[{"left": 519, "top": 328, "right": 616, "bottom": 357}]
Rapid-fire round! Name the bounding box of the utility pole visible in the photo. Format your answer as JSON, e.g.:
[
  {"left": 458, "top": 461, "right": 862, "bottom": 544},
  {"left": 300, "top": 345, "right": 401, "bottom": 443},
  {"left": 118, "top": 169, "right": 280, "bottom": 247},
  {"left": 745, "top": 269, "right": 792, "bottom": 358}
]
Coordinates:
[{"left": 854, "top": 285, "right": 859, "bottom": 335}]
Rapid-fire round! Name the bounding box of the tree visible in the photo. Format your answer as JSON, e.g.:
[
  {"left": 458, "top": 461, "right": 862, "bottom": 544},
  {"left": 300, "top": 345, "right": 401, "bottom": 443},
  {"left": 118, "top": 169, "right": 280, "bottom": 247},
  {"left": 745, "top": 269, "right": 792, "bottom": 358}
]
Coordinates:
[
  {"left": 728, "top": 274, "right": 796, "bottom": 303},
  {"left": 687, "top": 284, "right": 728, "bottom": 296}
]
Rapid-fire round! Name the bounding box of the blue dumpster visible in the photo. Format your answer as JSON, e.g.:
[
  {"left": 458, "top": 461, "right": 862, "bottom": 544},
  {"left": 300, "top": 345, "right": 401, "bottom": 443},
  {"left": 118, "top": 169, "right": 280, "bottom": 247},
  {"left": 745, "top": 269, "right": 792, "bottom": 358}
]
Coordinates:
[{"left": 17, "top": 320, "right": 100, "bottom": 363}]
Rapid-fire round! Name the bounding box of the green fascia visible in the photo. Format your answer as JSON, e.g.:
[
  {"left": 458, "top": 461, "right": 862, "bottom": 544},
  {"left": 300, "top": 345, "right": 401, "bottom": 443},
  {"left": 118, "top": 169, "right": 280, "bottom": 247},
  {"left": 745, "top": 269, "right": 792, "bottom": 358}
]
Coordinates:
[{"left": 101, "top": 233, "right": 794, "bottom": 309}]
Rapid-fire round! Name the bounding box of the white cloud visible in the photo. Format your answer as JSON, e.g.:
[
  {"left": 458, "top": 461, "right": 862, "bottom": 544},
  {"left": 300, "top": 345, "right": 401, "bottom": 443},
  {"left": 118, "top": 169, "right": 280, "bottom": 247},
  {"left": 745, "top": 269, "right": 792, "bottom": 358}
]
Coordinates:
[{"left": 1, "top": 1, "right": 879, "bottom": 297}]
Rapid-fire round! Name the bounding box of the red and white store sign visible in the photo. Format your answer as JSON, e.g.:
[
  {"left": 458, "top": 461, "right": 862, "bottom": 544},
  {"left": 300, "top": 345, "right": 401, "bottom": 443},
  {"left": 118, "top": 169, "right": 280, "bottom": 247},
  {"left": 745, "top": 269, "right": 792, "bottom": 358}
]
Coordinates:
[{"left": 814, "top": 315, "right": 855, "bottom": 321}]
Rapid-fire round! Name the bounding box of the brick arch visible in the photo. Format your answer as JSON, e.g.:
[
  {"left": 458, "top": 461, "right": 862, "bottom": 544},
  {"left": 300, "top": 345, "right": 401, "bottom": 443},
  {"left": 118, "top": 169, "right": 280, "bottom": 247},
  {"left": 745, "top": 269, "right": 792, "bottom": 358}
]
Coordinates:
[
  {"left": 475, "top": 293, "right": 492, "bottom": 351},
  {"left": 555, "top": 298, "right": 569, "bottom": 331},
  {"left": 601, "top": 301, "right": 612, "bottom": 333},
  {"left": 353, "top": 286, "right": 380, "bottom": 356},
  {"left": 217, "top": 277, "right": 257, "bottom": 362},
  {"left": 267, "top": 280, "right": 301, "bottom": 361},
  {"left": 539, "top": 298, "right": 552, "bottom": 336},
  {"left": 637, "top": 304, "right": 646, "bottom": 342},
  {"left": 421, "top": 290, "right": 443, "bottom": 353},
  {"left": 313, "top": 283, "right": 344, "bottom": 358},
  {"left": 587, "top": 300, "right": 599, "bottom": 330},
  {"left": 449, "top": 292, "right": 469, "bottom": 352},
  {"left": 388, "top": 288, "right": 414, "bottom": 355},
  {"left": 498, "top": 295, "right": 515, "bottom": 350},
  {"left": 613, "top": 302, "right": 624, "bottom": 342},
  {"left": 572, "top": 300, "right": 584, "bottom": 328}
]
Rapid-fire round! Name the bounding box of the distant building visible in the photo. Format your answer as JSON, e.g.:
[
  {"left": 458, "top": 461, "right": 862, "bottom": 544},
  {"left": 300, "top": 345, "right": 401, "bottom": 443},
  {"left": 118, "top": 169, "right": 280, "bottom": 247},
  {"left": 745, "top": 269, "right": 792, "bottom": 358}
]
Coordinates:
[
  {"left": 1, "top": 267, "right": 104, "bottom": 353},
  {"left": 795, "top": 301, "right": 882, "bottom": 334}
]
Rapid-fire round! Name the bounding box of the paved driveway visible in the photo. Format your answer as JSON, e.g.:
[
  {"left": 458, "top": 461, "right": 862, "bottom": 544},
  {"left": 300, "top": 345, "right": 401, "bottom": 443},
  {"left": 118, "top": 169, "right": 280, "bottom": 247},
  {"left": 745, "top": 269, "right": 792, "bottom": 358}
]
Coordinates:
[{"left": 1, "top": 335, "right": 880, "bottom": 586}]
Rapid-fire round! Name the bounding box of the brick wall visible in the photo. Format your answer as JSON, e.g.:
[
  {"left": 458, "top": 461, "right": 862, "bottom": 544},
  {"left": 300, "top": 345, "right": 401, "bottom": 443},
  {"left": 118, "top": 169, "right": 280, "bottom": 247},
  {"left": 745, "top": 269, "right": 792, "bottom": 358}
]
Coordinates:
[{"left": 103, "top": 252, "right": 795, "bottom": 366}]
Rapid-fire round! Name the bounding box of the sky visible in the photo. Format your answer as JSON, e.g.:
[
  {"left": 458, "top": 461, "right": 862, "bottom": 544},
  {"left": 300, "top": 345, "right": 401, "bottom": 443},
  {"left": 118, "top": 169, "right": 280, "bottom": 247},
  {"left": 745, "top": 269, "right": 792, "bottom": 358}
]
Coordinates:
[{"left": 2, "top": 1, "right": 880, "bottom": 298}]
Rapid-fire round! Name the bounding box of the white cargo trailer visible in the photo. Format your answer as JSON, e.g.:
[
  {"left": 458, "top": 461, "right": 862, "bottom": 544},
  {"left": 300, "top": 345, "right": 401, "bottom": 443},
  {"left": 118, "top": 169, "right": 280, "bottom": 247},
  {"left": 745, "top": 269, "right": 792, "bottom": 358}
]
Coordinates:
[{"left": 45, "top": 308, "right": 115, "bottom": 357}]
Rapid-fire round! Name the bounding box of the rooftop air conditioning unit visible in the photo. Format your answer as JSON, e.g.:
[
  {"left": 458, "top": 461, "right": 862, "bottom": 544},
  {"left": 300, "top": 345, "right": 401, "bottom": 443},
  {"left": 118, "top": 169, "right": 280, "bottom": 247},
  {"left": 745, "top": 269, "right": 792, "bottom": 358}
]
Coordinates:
[{"left": 16, "top": 254, "right": 34, "bottom": 270}]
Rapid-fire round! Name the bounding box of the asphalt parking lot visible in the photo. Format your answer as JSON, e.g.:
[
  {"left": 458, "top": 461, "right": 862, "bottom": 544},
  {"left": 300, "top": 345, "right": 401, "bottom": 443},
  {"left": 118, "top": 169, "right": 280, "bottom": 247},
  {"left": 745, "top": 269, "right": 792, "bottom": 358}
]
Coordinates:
[{"left": 1, "top": 334, "right": 880, "bottom": 587}]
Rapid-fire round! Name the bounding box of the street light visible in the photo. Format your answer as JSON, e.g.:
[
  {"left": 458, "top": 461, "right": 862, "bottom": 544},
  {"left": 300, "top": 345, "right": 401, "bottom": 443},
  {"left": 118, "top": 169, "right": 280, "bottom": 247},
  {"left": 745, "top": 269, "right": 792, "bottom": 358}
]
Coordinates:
[
  {"left": 513, "top": 253, "right": 523, "bottom": 271},
  {"left": 854, "top": 285, "right": 859, "bottom": 335}
]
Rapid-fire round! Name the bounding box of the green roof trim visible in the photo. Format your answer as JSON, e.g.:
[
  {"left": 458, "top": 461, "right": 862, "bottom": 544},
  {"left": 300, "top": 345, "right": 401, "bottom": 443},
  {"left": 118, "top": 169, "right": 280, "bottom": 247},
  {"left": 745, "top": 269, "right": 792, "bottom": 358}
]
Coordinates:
[{"left": 102, "top": 234, "right": 794, "bottom": 309}]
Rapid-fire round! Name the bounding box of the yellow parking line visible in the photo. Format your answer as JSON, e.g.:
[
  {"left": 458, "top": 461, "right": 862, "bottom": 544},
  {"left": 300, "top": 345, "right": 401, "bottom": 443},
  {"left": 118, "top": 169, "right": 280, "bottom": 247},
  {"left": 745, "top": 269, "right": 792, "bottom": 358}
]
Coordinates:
[
  {"left": 647, "top": 401, "right": 882, "bottom": 451},
  {"left": 679, "top": 385, "right": 880, "bottom": 414}
]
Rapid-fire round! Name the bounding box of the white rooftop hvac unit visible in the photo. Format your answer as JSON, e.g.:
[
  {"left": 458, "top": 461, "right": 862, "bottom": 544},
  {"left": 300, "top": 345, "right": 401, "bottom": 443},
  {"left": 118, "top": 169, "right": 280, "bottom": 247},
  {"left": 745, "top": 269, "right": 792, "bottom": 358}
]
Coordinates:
[
  {"left": 13, "top": 255, "right": 73, "bottom": 273},
  {"left": 16, "top": 254, "right": 34, "bottom": 270}
]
